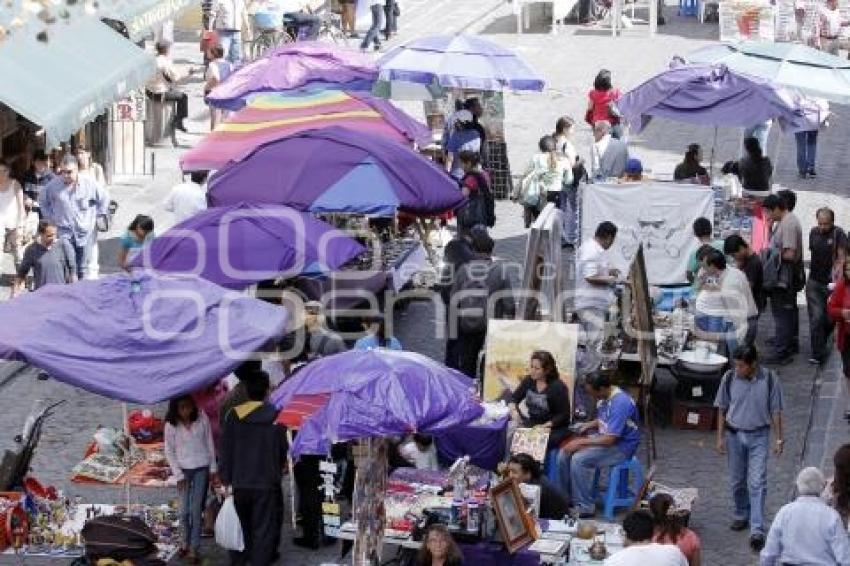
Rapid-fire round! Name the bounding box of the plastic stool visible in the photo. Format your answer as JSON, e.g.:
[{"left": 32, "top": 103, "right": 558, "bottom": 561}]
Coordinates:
[
  {"left": 544, "top": 448, "right": 561, "bottom": 485},
  {"left": 678, "top": 0, "right": 697, "bottom": 16},
  {"left": 591, "top": 456, "right": 644, "bottom": 521}
]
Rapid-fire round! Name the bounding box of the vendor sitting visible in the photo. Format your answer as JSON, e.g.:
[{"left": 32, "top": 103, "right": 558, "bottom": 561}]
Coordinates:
[
  {"left": 508, "top": 453, "right": 570, "bottom": 520},
  {"left": 621, "top": 158, "right": 644, "bottom": 182},
  {"left": 506, "top": 350, "right": 572, "bottom": 450},
  {"left": 674, "top": 144, "right": 709, "bottom": 185},
  {"left": 557, "top": 373, "right": 640, "bottom": 518}
]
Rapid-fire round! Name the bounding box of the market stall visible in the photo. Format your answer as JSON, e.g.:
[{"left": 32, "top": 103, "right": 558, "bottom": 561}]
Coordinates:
[
  {"left": 375, "top": 34, "right": 546, "bottom": 199},
  {"left": 0, "top": 273, "right": 287, "bottom": 559}
]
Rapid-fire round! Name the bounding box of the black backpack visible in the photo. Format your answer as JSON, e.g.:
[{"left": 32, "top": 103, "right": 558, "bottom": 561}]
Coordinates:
[
  {"left": 457, "top": 172, "right": 496, "bottom": 229},
  {"left": 81, "top": 515, "right": 159, "bottom": 561}
]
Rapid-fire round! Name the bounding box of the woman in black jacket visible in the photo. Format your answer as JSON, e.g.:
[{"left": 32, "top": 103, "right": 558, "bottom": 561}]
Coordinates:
[
  {"left": 723, "top": 136, "right": 773, "bottom": 192},
  {"left": 508, "top": 350, "right": 572, "bottom": 449}
]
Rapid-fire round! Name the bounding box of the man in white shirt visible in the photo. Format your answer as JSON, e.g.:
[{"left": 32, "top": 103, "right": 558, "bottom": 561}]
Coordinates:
[
  {"left": 605, "top": 510, "right": 688, "bottom": 566},
  {"left": 761, "top": 467, "right": 850, "bottom": 566},
  {"left": 163, "top": 172, "right": 208, "bottom": 223},
  {"left": 574, "top": 221, "right": 620, "bottom": 352},
  {"left": 696, "top": 247, "right": 758, "bottom": 355},
  {"left": 590, "top": 121, "right": 628, "bottom": 180}
]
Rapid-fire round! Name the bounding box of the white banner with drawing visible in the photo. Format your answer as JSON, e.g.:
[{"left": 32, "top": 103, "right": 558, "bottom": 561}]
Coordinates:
[{"left": 580, "top": 183, "right": 714, "bottom": 285}]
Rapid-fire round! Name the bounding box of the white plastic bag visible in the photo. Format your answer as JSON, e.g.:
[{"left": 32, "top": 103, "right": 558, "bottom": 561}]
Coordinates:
[{"left": 215, "top": 495, "right": 245, "bottom": 552}]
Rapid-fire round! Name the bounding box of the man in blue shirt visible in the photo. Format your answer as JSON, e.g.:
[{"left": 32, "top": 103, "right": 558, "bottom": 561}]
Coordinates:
[
  {"left": 557, "top": 372, "right": 640, "bottom": 517},
  {"left": 38, "top": 155, "right": 109, "bottom": 280}
]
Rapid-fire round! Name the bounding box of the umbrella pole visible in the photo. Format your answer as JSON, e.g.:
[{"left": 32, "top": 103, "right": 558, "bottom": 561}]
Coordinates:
[
  {"left": 122, "top": 402, "right": 131, "bottom": 511},
  {"left": 709, "top": 125, "right": 718, "bottom": 178},
  {"left": 286, "top": 430, "right": 297, "bottom": 530}
]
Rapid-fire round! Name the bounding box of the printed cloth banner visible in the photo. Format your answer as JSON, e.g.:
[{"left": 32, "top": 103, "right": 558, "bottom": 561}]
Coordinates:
[{"left": 580, "top": 183, "right": 714, "bottom": 285}]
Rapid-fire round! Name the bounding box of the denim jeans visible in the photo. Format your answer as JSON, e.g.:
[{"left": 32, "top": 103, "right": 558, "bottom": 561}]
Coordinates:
[
  {"left": 725, "top": 427, "right": 769, "bottom": 536},
  {"left": 744, "top": 314, "right": 759, "bottom": 349},
  {"left": 806, "top": 279, "right": 832, "bottom": 360},
  {"left": 361, "top": 4, "right": 383, "bottom": 49},
  {"left": 794, "top": 130, "right": 818, "bottom": 175},
  {"left": 217, "top": 30, "right": 242, "bottom": 63},
  {"left": 557, "top": 444, "right": 627, "bottom": 513},
  {"left": 561, "top": 188, "right": 578, "bottom": 245},
  {"left": 383, "top": 0, "right": 397, "bottom": 38},
  {"left": 770, "top": 289, "right": 799, "bottom": 358},
  {"left": 68, "top": 238, "right": 91, "bottom": 280},
  {"left": 181, "top": 467, "right": 210, "bottom": 552}
]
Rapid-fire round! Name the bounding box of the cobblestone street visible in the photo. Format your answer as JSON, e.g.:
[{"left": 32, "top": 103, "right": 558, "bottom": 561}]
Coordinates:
[{"left": 2, "top": 1, "right": 850, "bottom": 564}]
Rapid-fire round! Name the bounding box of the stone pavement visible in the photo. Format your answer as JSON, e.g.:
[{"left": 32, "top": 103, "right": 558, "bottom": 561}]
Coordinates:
[{"left": 2, "top": 1, "right": 850, "bottom": 564}]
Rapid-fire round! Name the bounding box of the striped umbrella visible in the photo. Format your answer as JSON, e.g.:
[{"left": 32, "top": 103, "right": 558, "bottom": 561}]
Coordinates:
[{"left": 180, "top": 90, "right": 431, "bottom": 172}]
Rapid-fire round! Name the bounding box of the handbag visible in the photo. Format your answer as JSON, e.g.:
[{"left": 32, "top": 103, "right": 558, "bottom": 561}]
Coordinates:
[{"left": 518, "top": 171, "right": 541, "bottom": 209}]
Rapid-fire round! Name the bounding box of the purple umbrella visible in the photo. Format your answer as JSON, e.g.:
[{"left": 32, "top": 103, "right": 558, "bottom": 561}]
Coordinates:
[
  {"left": 130, "top": 203, "right": 365, "bottom": 290},
  {"left": 207, "top": 41, "right": 378, "bottom": 111},
  {"left": 271, "top": 349, "right": 483, "bottom": 458},
  {"left": 207, "top": 126, "right": 466, "bottom": 216},
  {"left": 0, "top": 272, "right": 287, "bottom": 404},
  {"left": 618, "top": 63, "right": 819, "bottom": 134}
]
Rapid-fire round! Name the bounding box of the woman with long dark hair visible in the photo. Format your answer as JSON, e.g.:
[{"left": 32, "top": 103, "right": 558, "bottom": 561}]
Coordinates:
[
  {"left": 164, "top": 395, "right": 217, "bottom": 564},
  {"left": 649, "top": 493, "right": 702, "bottom": 565},
  {"left": 673, "top": 144, "right": 709, "bottom": 184},
  {"left": 516, "top": 135, "right": 572, "bottom": 228},
  {"left": 722, "top": 136, "right": 773, "bottom": 193},
  {"left": 505, "top": 350, "right": 571, "bottom": 449},
  {"left": 826, "top": 444, "right": 850, "bottom": 526},
  {"left": 414, "top": 524, "right": 464, "bottom": 566}
]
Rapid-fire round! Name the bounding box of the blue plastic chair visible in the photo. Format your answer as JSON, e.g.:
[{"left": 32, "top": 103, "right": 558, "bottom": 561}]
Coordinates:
[{"left": 591, "top": 456, "right": 644, "bottom": 521}]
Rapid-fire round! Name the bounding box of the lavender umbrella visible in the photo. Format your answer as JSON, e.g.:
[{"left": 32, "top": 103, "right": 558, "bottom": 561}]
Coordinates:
[
  {"left": 376, "top": 34, "right": 545, "bottom": 93},
  {"left": 0, "top": 273, "right": 287, "bottom": 404},
  {"left": 130, "top": 203, "right": 366, "bottom": 290},
  {"left": 207, "top": 126, "right": 466, "bottom": 216},
  {"left": 206, "top": 41, "right": 378, "bottom": 111},
  {"left": 618, "top": 63, "right": 820, "bottom": 134},
  {"left": 270, "top": 349, "right": 484, "bottom": 458}
]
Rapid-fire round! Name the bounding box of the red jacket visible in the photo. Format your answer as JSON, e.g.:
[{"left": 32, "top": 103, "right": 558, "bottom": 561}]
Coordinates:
[{"left": 828, "top": 278, "right": 850, "bottom": 350}]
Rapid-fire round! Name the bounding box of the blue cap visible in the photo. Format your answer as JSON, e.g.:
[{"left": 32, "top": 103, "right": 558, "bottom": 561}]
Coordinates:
[{"left": 625, "top": 158, "right": 643, "bottom": 175}]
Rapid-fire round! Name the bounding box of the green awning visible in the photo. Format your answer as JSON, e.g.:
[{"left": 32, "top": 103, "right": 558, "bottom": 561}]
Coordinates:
[
  {"left": 102, "top": 0, "right": 195, "bottom": 42},
  {"left": 0, "top": 18, "right": 155, "bottom": 149}
]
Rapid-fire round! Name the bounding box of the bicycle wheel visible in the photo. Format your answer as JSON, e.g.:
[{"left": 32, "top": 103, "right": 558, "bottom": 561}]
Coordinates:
[{"left": 251, "top": 31, "right": 276, "bottom": 60}]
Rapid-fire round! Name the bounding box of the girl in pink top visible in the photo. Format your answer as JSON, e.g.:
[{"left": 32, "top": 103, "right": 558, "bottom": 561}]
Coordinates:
[
  {"left": 650, "top": 493, "right": 702, "bottom": 566},
  {"left": 586, "top": 69, "right": 623, "bottom": 139}
]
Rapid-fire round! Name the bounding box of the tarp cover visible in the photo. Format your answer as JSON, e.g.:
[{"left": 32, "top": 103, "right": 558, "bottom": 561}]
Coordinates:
[
  {"left": 0, "top": 273, "right": 287, "bottom": 404},
  {"left": 270, "top": 349, "right": 484, "bottom": 458}
]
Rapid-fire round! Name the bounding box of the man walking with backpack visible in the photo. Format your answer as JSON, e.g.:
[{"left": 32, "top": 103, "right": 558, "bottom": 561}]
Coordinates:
[
  {"left": 714, "top": 345, "right": 784, "bottom": 554},
  {"left": 450, "top": 229, "right": 515, "bottom": 379}
]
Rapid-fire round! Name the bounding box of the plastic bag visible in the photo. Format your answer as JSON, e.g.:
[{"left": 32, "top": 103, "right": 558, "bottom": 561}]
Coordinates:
[{"left": 214, "top": 495, "right": 244, "bottom": 552}]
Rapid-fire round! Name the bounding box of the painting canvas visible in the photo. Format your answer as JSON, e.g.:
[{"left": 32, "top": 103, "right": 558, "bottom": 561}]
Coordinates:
[
  {"left": 483, "top": 320, "right": 578, "bottom": 402},
  {"left": 510, "top": 428, "right": 550, "bottom": 463}
]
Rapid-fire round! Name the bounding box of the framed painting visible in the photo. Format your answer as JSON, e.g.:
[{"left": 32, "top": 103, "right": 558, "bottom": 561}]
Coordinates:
[{"left": 491, "top": 478, "right": 536, "bottom": 553}]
